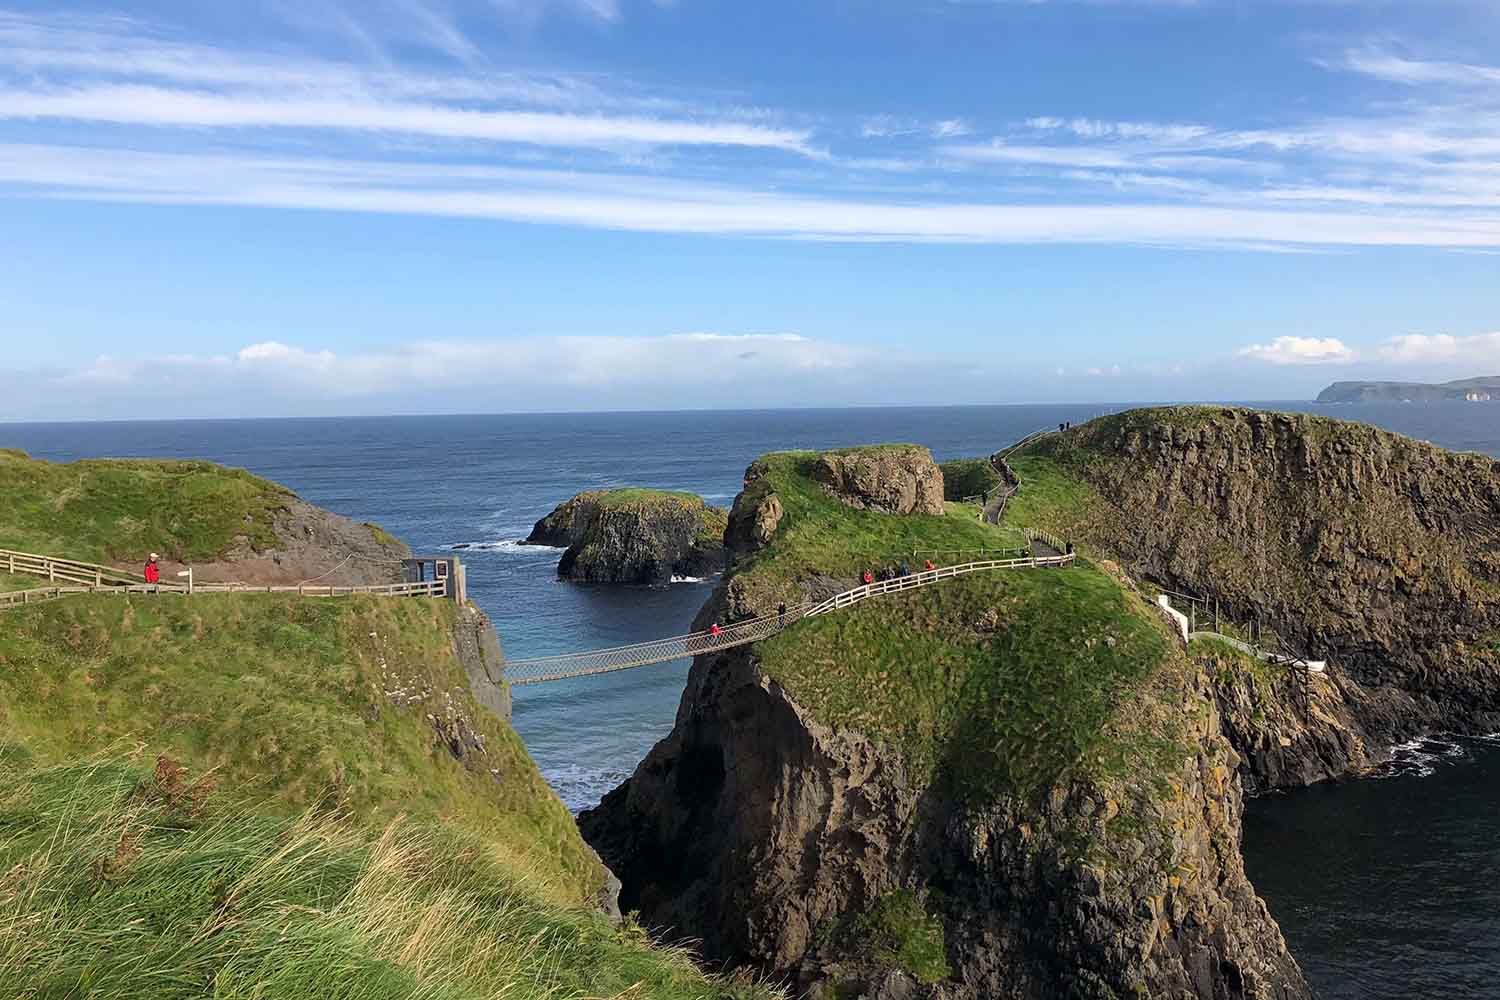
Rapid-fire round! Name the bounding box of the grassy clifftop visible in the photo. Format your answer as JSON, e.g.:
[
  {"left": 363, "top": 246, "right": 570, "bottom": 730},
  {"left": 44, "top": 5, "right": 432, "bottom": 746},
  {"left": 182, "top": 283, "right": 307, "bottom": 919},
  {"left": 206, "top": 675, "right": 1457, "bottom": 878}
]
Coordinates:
[
  {"left": 0, "top": 592, "right": 782, "bottom": 998},
  {"left": 0, "top": 594, "right": 598, "bottom": 900},
  {"left": 0, "top": 447, "right": 782, "bottom": 999},
  {"left": 0, "top": 448, "right": 292, "bottom": 563},
  {"left": 727, "top": 447, "right": 1187, "bottom": 802}
]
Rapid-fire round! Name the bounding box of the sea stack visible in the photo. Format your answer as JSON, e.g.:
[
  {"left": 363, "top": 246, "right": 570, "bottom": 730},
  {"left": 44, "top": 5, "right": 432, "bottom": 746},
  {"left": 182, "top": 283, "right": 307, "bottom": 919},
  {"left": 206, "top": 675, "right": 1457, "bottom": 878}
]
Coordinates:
[{"left": 525, "top": 488, "right": 728, "bottom": 586}]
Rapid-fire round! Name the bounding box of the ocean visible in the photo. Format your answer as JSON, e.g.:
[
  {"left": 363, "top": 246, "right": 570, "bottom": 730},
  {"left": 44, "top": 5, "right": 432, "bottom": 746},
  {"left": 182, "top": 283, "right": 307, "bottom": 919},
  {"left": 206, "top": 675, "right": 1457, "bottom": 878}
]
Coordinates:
[{"left": 4, "top": 400, "right": 1497, "bottom": 997}]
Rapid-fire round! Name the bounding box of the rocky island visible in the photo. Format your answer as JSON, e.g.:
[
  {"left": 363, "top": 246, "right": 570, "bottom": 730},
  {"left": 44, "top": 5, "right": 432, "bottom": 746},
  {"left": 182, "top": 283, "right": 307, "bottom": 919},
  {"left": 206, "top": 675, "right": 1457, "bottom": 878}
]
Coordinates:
[
  {"left": 525, "top": 488, "right": 727, "bottom": 586},
  {"left": 580, "top": 408, "right": 1500, "bottom": 999}
]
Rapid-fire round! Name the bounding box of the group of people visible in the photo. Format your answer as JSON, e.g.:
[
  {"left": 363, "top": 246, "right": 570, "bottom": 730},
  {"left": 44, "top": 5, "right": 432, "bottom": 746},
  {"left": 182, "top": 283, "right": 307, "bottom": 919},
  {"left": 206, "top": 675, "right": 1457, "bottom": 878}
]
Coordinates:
[{"left": 861, "top": 558, "right": 935, "bottom": 586}]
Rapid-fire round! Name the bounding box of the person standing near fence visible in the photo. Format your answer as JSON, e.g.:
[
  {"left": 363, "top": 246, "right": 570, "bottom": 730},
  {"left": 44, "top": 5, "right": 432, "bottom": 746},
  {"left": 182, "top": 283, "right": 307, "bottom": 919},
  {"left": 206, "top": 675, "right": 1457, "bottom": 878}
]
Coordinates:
[
  {"left": 778, "top": 601, "right": 786, "bottom": 627},
  {"left": 143, "top": 553, "right": 160, "bottom": 589}
]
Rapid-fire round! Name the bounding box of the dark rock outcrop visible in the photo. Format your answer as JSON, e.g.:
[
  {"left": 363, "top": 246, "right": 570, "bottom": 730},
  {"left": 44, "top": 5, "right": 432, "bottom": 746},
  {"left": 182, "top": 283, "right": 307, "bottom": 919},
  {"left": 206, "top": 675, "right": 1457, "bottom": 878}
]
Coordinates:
[
  {"left": 526, "top": 490, "right": 727, "bottom": 586},
  {"left": 812, "top": 446, "right": 946, "bottom": 515},
  {"left": 1040, "top": 406, "right": 1500, "bottom": 787},
  {"left": 725, "top": 461, "right": 784, "bottom": 559},
  {"left": 581, "top": 637, "right": 1308, "bottom": 999},
  {"left": 524, "top": 493, "right": 601, "bottom": 549}
]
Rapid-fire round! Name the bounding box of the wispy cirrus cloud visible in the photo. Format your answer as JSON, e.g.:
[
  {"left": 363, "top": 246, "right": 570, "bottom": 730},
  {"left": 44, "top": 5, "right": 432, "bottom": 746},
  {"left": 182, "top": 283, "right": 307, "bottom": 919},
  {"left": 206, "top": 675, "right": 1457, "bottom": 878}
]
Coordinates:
[{"left": 3, "top": 10, "right": 1500, "bottom": 251}]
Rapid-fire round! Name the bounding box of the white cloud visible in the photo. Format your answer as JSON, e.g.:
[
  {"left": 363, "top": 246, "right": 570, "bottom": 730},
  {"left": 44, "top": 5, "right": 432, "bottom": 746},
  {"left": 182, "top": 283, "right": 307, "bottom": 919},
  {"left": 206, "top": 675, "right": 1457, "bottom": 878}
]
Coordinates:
[
  {"left": 5, "top": 142, "right": 1500, "bottom": 249},
  {"left": 0, "top": 85, "right": 811, "bottom": 153},
  {"left": 1340, "top": 49, "right": 1500, "bottom": 89},
  {"left": 1238, "top": 336, "right": 1356, "bottom": 366},
  {"left": 1377, "top": 332, "right": 1500, "bottom": 365}
]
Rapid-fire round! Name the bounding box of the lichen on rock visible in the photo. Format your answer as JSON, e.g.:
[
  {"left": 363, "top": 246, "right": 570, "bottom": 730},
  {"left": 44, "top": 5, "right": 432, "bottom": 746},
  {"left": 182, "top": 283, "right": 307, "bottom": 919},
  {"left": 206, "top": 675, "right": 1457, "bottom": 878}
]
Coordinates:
[{"left": 811, "top": 445, "right": 946, "bottom": 516}]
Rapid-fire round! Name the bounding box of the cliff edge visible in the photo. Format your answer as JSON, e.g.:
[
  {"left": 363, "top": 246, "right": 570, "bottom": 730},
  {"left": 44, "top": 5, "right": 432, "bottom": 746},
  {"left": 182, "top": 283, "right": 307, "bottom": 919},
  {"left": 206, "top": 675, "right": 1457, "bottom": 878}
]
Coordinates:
[{"left": 581, "top": 443, "right": 1308, "bottom": 999}]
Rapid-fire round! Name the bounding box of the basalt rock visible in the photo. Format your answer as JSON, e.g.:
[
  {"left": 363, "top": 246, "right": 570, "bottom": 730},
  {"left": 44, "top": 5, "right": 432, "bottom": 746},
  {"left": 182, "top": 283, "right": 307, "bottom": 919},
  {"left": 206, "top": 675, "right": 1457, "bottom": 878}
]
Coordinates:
[
  {"left": 812, "top": 446, "right": 946, "bottom": 516},
  {"left": 725, "top": 460, "right": 784, "bottom": 559},
  {"left": 1038, "top": 406, "right": 1500, "bottom": 786},
  {"left": 580, "top": 638, "right": 1309, "bottom": 1000},
  {"left": 528, "top": 490, "right": 727, "bottom": 587}
]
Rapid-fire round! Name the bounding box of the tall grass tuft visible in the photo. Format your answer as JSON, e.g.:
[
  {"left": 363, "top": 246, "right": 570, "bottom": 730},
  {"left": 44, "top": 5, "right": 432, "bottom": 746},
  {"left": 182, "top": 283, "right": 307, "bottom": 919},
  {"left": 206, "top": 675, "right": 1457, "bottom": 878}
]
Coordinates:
[{"left": 0, "top": 752, "right": 783, "bottom": 1000}]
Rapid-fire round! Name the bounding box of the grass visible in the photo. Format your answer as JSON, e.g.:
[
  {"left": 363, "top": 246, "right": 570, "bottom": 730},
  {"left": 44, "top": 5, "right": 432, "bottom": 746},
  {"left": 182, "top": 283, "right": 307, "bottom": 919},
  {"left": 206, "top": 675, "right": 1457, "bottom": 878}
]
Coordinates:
[
  {"left": 0, "top": 593, "right": 601, "bottom": 903},
  {"left": 758, "top": 558, "right": 1177, "bottom": 801},
  {"left": 726, "top": 448, "right": 1184, "bottom": 804},
  {"left": 0, "top": 574, "right": 45, "bottom": 594},
  {"left": 0, "top": 752, "right": 782, "bottom": 1000},
  {"left": 591, "top": 488, "right": 705, "bottom": 510},
  {"left": 938, "top": 458, "right": 1001, "bottom": 501},
  {"left": 731, "top": 451, "right": 1022, "bottom": 602},
  {"left": 853, "top": 891, "right": 951, "bottom": 986},
  {"left": 0, "top": 449, "right": 293, "bottom": 564}
]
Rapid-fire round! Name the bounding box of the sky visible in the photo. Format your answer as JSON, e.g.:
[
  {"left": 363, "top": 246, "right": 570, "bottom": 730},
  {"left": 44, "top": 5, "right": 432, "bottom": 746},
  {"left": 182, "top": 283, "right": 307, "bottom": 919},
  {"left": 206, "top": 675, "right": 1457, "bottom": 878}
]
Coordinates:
[{"left": 2, "top": 0, "right": 1499, "bottom": 419}]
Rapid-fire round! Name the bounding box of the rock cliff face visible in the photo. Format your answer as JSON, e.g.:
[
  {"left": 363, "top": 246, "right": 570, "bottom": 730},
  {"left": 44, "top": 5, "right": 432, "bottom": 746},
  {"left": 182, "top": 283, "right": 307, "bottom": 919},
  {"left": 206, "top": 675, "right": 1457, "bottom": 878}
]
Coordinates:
[
  {"left": 812, "top": 446, "right": 946, "bottom": 515},
  {"left": 526, "top": 490, "right": 727, "bottom": 586},
  {"left": 582, "top": 439, "right": 1311, "bottom": 1000},
  {"left": 168, "top": 496, "right": 410, "bottom": 587},
  {"left": 582, "top": 626, "right": 1307, "bottom": 999},
  {"left": 1033, "top": 406, "right": 1500, "bottom": 786}
]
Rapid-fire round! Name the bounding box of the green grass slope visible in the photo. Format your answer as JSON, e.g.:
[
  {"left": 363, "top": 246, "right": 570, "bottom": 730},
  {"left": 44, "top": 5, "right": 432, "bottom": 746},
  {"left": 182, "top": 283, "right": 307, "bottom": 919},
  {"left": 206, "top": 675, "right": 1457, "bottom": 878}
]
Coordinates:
[
  {"left": 0, "top": 593, "right": 782, "bottom": 999},
  {"left": 0, "top": 448, "right": 291, "bottom": 563},
  {"left": 0, "top": 752, "right": 776, "bottom": 1000},
  {"left": 730, "top": 448, "right": 1187, "bottom": 803},
  {"left": 0, "top": 594, "right": 596, "bottom": 899}
]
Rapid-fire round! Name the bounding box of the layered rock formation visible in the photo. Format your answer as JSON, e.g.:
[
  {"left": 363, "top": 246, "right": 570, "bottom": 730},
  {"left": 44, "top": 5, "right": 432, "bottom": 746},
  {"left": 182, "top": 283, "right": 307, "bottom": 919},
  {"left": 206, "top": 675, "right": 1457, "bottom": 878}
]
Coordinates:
[
  {"left": 526, "top": 489, "right": 727, "bottom": 586},
  {"left": 1030, "top": 406, "right": 1500, "bottom": 787},
  {"left": 582, "top": 441, "right": 1312, "bottom": 999},
  {"left": 812, "top": 445, "right": 946, "bottom": 515}
]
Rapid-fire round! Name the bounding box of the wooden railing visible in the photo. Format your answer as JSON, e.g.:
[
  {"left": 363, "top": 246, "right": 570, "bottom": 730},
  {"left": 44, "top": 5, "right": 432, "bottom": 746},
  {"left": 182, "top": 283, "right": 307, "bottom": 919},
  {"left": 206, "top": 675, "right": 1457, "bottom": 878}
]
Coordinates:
[
  {"left": 0, "top": 577, "right": 448, "bottom": 607},
  {"left": 0, "top": 548, "right": 155, "bottom": 588}
]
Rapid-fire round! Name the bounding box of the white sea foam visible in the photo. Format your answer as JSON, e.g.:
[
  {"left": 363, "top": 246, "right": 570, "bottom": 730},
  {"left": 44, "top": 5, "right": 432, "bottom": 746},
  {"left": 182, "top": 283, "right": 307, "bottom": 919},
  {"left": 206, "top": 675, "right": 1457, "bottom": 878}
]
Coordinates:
[
  {"left": 543, "top": 762, "right": 633, "bottom": 813},
  {"left": 447, "top": 539, "right": 558, "bottom": 555},
  {"left": 670, "top": 574, "right": 706, "bottom": 584},
  {"left": 1376, "top": 736, "right": 1470, "bottom": 779}
]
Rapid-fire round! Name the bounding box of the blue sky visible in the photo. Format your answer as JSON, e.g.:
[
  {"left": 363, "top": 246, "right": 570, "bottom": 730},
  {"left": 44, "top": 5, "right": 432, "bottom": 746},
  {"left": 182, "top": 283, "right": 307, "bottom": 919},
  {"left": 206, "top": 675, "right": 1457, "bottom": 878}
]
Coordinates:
[{"left": 2, "top": 0, "right": 1498, "bottom": 419}]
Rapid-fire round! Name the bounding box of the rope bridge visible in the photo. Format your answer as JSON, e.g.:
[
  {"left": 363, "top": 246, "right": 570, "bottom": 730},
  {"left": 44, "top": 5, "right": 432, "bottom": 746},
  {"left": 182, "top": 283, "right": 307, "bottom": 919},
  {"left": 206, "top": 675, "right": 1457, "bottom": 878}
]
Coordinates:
[{"left": 504, "top": 550, "right": 1075, "bottom": 686}]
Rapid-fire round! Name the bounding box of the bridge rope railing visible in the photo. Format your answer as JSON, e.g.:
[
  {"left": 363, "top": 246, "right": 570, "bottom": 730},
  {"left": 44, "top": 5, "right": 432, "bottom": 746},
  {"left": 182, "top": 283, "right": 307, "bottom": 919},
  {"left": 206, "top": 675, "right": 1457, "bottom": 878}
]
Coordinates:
[{"left": 504, "top": 550, "right": 1075, "bottom": 686}]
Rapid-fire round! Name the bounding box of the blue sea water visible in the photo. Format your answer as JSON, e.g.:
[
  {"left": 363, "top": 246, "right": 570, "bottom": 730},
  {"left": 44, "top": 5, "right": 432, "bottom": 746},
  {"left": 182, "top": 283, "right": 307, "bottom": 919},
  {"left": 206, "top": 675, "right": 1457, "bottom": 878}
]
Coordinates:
[{"left": 3, "top": 399, "right": 1498, "bottom": 997}]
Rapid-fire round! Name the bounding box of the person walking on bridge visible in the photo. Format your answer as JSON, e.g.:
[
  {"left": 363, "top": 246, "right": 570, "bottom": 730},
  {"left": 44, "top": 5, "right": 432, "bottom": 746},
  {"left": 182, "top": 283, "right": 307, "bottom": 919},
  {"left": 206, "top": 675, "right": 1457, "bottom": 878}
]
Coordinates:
[
  {"left": 143, "top": 553, "right": 160, "bottom": 589},
  {"left": 778, "top": 601, "right": 786, "bottom": 627},
  {"left": 924, "top": 558, "right": 935, "bottom": 572},
  {"left": 709, "top": 622, "right": 722, "bottom": 645},
  {"left": 862, "top": 570, "right": 874, "bottom": 586}
]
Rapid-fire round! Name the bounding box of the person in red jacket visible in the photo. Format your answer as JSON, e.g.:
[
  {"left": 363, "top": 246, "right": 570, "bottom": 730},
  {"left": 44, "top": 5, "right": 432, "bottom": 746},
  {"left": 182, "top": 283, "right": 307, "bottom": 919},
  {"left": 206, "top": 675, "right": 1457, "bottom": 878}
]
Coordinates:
[
  {"left": 143, "top": 552, "right": 160, "bottom": 585},
  {"left": 924, "top": 559, "right": 936, "bottom": 572},
  {"left": 862, "top": 570, "right": 874, "bottom": 585}
]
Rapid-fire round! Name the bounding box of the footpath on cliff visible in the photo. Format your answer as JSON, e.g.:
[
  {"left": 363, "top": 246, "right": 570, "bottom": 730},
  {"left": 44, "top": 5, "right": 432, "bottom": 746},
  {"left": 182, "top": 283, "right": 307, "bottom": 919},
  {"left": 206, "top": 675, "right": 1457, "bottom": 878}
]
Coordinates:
[
  {"left": 579, "top": 407, "right": 1500, "bottom": 1000},
  {"left": 0, "top": 448, "right": 785, "bottom": 1000},
  {"left": 582, "top": 434, "right": 1313, "bottom": 1000}
]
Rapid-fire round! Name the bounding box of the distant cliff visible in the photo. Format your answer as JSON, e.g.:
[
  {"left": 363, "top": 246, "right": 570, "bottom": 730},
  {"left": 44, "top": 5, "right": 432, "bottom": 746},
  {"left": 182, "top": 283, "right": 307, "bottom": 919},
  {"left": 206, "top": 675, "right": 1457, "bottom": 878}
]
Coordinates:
[
  {"left": 1317, "top": 376, "right": 1500, "bottom": 402},
  {"left": 525, "top": 489, "right": 727, "bottom": 586}
]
